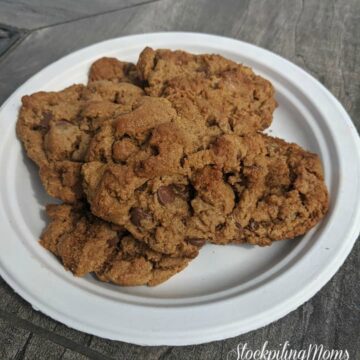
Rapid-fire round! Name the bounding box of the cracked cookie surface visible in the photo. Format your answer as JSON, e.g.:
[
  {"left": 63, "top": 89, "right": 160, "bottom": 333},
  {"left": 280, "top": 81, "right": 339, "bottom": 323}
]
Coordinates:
[
  {"left": 83, "top": 98, "right": 328, "bottom": 248},
  {"left": 137, "top": 47, "right": 277, "bottom": 135},
  {"left": 40, "top": 203, "right": 198, "bottom": 286},
  {"left": 17, "top": 50, "right": 329, "bottom": 288},
  {"left": 17, "top": 61, "right": 145, "bottom": 202},
  {"left": 88, "top": 57, "right": 142, "bottom": 86},
  {"left": 81, "top": 62, "right": 327, "bottom": 249},
  {"left": 82, "top": 95, "right": 212, "bottom": 254},
  {"left": 185, "top": 133, "right": 329, "bottom": 246}
]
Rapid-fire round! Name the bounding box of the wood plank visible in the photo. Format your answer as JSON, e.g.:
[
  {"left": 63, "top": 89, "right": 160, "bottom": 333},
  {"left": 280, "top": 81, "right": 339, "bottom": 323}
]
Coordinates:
[
  {"left": 88, "top": 337, "right": 168, "bottom": 360},
  {"left": 0, "top": 307, "right": 112, "bottom": 360},
  {"left": 19, "top": 335, "right": 65, "bottom": 360},
  {"left": 61, "top": 350, "right": 92, "bottom": 360},
  {"left": 0, "top": 277, "right": 59, "bottom": 332},
  {"left": 0, "top": 25, "right": 23, "bottom": 56},
  {"left": 19, "top": 335, "right": 99, "bottom": 360},
  {"left": 0, "top": 278, "right": 92, "bottom": 348},
  {"left": 0, "top": 0, "right": 248, "bottom": 104},
  {"left": 0, "top": 0, "right": 156, "bottom": 30},
  {"left": 52, "top": 323, "right": 92, "bottom": 348},
  {"left": 0, "top": 317, "right": 30, "bottom": 359},
  {"left": 88, "top": 242, "right": 359, "bottom": 360},
  {"left": 0, "top": 0, "right": 358, "bottom": 124}
]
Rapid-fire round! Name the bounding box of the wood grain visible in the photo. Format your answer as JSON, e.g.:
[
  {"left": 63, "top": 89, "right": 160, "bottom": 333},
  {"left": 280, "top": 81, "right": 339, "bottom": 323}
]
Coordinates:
[
  {"left": 0, "top": 25, "right": 23, "bottom": 56},
  {"left": 0, "top": 318, "right": 30, "bottom": 359},
  {"left": 0, "top": 0, "right": 359, "bottom": 359},
  {"left": 0, "top": 0, "right": 159, "bottom": 29}
]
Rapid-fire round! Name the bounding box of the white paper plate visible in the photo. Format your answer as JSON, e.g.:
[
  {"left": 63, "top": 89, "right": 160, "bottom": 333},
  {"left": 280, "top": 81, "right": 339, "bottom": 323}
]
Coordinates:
[{"left": 0, "top": 32, "right": 359, "bottom": 346}]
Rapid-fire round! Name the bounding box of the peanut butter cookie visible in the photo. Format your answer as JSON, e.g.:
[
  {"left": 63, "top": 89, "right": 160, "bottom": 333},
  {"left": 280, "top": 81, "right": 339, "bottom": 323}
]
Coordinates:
[
  {"left": 41, "top": 203, "right": 198, "bottom": 286},
  {"left": 17, "top": 78, "right": 144, "bottom": 202},
  {"left": 137, "top": 47, "right": 277, "bottom": 135}
]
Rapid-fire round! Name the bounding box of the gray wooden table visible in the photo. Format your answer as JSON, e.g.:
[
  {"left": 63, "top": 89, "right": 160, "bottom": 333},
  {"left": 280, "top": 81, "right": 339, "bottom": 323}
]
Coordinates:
[{"left": 0, "top": 1, "right": 359, "bottom": 359}]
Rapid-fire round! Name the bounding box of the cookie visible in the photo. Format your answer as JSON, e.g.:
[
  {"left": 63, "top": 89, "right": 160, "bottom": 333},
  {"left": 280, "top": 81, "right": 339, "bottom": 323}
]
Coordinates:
[
  {"left": 40, "top": 203, "right": 197, "bottom": 286},
  {"left": 82, "top": 94, "right": 212, "bottom": 254},
  {"left": 88, "top": 57, "right": 141, "bottom": 85},
  {"left": 137, "top": 47, "right": 277, "bottom": 135},
  {"left": 83, "top": 123, "right": 328, "bottom": 248},
  {"left": 17, "top": 79, "right": 144, "bottom": 202},
  {"left": 185, "top": 133, "right": 329, "bottom": 246},
  {"left": 18, "top": 50, "right": 329, "bottom": 288}
]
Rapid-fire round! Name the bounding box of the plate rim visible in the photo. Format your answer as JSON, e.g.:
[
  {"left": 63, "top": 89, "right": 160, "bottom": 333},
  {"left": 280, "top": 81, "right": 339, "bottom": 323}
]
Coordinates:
[{"left": 0, "top": 31, "right": 360, "bottom": 346}]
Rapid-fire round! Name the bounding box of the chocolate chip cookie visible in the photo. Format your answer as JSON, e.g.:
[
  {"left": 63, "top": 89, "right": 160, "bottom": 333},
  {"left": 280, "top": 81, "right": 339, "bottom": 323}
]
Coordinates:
[
  {"left": 137, "top": 47, "right": 277, "bottom": 135},
  {"left": 81, "top": 94, "right": 214, "bottom": 254},
  {"left": 89, "top": 57, "right": 142, "bottom": 86},
  {"left": 83, "top": 123, "right": 328, "bottom": 249},
  {"left": 41, "top": 203, "right": 197, "bottom": 286},
  {"left": 185, "top": 133, "right": 329, "bottom": 246},
  {"left": 17, "top": 75, "right": 144, "bottom": 202},
  {"left": 17, "top": 49, "right": 329, "bottom": 288}
]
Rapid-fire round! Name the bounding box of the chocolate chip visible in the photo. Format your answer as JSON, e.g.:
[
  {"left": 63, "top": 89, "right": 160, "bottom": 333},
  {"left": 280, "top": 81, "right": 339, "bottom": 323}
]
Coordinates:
[
  {"left": 150, "top": 145, "right": 159, "bottom": 156},
  {"left": 235, "top": 222, "right": 244, "bottom": 230},
  {"left": 110, "top": 223, "right": 126, "bottom": 232},
  {"left": 180, "top": 156, "right": 187, "bottom": 167},
  {"left": 35, "top": 111, "right": 53, "bottom": 130},
  {"left": 206, "top": 118, "right": 217, "bottom": 127},
  {"left": 130, "top": 208, "right": 149, "bottom": 227},
  {"left": 248, "top": 219, "right": 259, "bottom": 231},
  {"left": 107, "top": 237, "right": 119, "bottom": 247},
  {"left": 135, "top": 161, "right": 145, "bottom": 173},
  {"left": 157, "top": 186, "right": 175, "bottom": 205},
  {"left": 42, "top": 111, "right": 53, "bottom": 125},
  {"left": 187, "top": 238, "right": 206, "bottom": 247}
]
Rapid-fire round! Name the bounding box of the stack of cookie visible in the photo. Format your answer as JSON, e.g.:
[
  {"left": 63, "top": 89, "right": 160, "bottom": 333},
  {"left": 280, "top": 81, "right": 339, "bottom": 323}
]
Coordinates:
[{"left": 17, "top": 48, "right": 329, "bottom": 286}]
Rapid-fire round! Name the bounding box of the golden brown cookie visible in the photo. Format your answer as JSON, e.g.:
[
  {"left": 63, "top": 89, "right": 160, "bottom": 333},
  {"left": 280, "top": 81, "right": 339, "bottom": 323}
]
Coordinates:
[
  {"left": 82, "top": 59, "right": 327, "bottom": 249},
  {"left": 18, "top": 50, "right": 329, "bottom": 289},
  {"left": 40, "top": 203, "right": 198, "bottom": 286},
  {"left": 17, "top": 79, "right": 144, "bottom": 202},
  {"left": 137, "top": 47, "right": 277, "bottom": 135},
  {"left": 82, "top": 95, "right": 211, "bottom": 255},
  {"left": 88, "top": 57, "right": 141, "bottom": 85},
  {"left": 185, "top": 133, "right": 329, "bottom": 246},
  {"left": 83, "top": 127, "right": 329, "bottom": 248}
]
